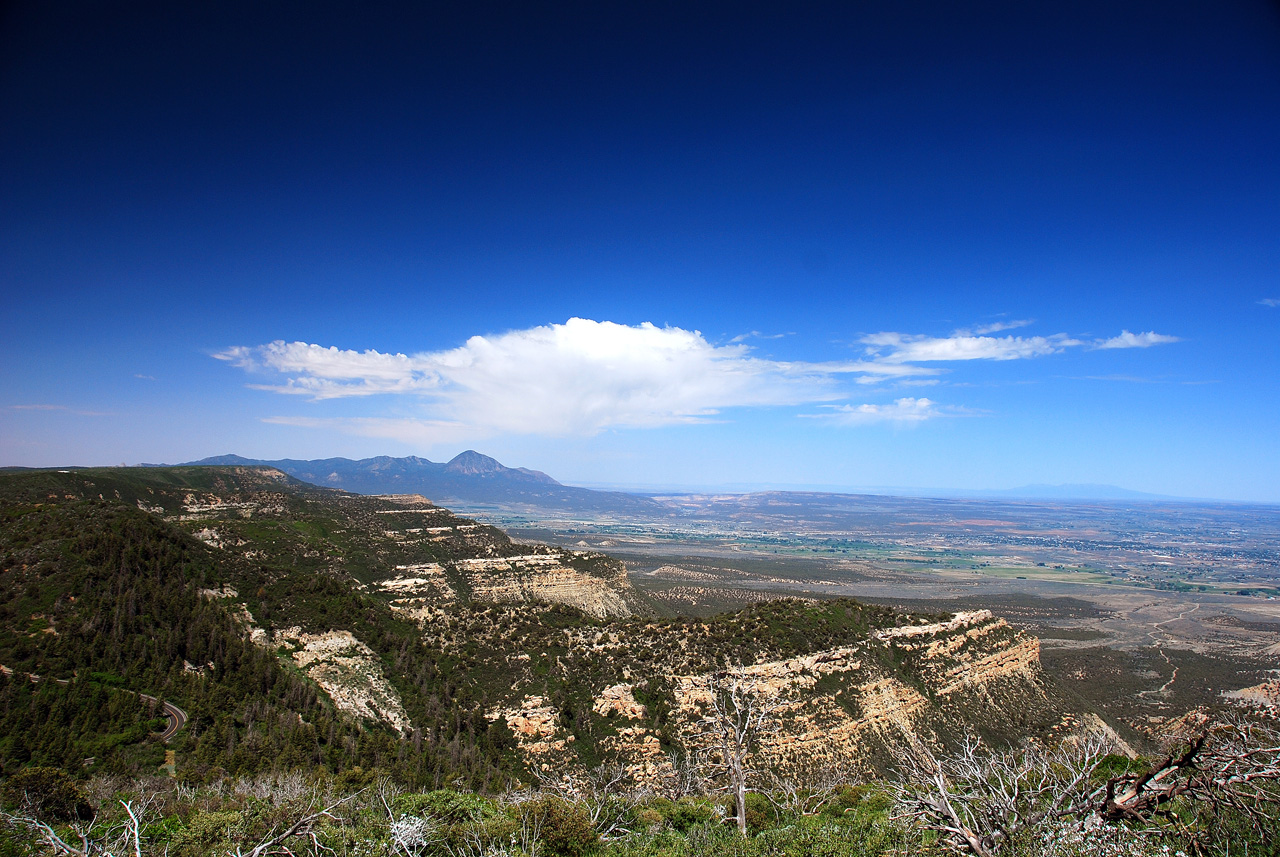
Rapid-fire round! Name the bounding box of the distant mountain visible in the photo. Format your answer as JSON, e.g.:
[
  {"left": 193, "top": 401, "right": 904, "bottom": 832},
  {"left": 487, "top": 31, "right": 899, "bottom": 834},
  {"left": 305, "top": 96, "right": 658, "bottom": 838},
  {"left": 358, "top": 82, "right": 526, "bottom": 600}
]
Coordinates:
[
  {"left": 181, "top": 451, "right": 660, "bottom": 512},
  {"left": 168, "top": 454, "right": 1192, "bottom": 511},
  {"left": 968, "top": 483, "right": 1181, "bottom": 501},
  {"left": 442, "top": 449, "right": 558, "bottom": 483}
]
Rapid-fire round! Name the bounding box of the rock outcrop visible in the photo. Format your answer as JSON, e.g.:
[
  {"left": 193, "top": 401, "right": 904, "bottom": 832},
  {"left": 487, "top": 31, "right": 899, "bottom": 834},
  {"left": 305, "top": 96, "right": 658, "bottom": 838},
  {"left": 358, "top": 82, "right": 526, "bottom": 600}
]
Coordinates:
[
  {"left": 492, "top": 609, "right": 1068, "bottom": 786},
  {"left": 380, "top": 552, "right": 635, "bottom": 619},
  {"left": 279, "top": 629, "right": 412, "bottom": 736}
]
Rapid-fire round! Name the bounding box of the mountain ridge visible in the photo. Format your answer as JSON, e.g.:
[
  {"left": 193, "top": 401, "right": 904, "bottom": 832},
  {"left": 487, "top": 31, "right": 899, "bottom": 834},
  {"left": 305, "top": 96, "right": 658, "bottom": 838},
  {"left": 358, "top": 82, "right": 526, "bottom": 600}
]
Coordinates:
[
  {"left": 173, "top": 451, "right": 658, "bottom": 512},
  {"left": 168, "top": 454, "right": 1205, "bottom": 507}
]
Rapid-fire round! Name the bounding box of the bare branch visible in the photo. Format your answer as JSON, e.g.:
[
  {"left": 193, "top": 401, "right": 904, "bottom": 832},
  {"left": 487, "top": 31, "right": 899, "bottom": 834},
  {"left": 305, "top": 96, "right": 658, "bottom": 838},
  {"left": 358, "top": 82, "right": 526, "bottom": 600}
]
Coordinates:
[
  {"left": 686, "top": 665, "right": 792, "bottom": 836},
  {"left": 1, "top": 810, "right": 92, "bottom": 857},
  {"left": 233, "top": 789, "right": 363, "bottom": 857},
  {"left": 535, "top": 762, "right": 642, "bottom": 840}
]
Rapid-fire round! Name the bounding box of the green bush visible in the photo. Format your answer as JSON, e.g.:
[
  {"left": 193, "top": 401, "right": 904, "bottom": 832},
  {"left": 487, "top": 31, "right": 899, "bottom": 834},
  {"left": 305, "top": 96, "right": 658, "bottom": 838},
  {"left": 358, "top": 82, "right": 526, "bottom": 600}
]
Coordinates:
[
  {"left": 742, "top": 792, "right": 776, "bottom": 834},
  {"left": 392, "top": 789, "right": 502, "bottom": 825},
  {"left": 168, "top": 809, "right": 242, "bottom": 856},
  {"left": 667, "top": 796, "right": 715, "bottom": 832},
  {"left": 520, "top": 796, "right": 598, "bottom": 857},
  {"left": 752, "top": 816, "right": 889, "bottom": 857},
  {"left": 0, "top": 766, "right": 94, "bottom": 822}
]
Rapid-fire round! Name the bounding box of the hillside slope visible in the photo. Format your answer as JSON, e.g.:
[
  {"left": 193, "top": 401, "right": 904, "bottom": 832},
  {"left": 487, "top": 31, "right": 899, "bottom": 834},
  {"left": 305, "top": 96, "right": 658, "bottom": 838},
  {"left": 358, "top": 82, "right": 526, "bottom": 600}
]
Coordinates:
[{"left": 0, "top": 467, "right": 1111, "bottom": 789}]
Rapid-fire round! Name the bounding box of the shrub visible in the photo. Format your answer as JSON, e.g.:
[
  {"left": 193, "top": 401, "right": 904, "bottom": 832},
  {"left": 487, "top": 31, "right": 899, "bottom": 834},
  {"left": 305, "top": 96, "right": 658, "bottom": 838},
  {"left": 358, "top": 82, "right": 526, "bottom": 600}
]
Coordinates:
[
  {"left": 667, "top": 796, "right": 715, "bottom": 832},
  {"left": 168, "top": 809, "right": 242, "bottom": 857},
  {"left": 392, "top": 789, "right": 502, "bottom": 825},
  {"left": 742, "top": 792, "right": 776, "bottom": 834},
  {"left": 1, "top": 766, "right": 94, "bottom": 822},
  {"left": 520, "top": 796, "right": 597, "bottom": 857}
]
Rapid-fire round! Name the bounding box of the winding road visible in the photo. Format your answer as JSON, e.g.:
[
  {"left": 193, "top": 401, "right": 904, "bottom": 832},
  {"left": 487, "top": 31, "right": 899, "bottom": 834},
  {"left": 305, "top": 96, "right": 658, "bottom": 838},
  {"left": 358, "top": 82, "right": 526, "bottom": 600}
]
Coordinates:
[
  {"left": 1, "top": 665, "right": 187, "bottom": 742},
  {"left": 137, "top": 693, "right": 188, "bottom": 742}
]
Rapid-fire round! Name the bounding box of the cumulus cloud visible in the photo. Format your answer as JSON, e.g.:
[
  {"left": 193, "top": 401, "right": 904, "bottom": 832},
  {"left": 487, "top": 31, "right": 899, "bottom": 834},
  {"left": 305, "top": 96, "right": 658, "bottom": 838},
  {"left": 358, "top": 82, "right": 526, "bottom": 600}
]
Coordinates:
[
  {"left": 219, "top": 318, "right": 854, "bottom": 436},
  {"left": 1093, "top": 330, "right": 1181, "bottom": 349},
  {"left": 805, "top": 397, "right": 943, "bottom": 424},
  {"left": 219, "top": 317, "right": 1180, "bottom": 439}
]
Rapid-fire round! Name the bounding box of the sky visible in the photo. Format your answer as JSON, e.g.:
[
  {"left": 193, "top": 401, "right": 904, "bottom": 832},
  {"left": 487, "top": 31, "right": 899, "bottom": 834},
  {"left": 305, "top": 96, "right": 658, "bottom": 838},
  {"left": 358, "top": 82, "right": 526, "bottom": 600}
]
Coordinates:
[{"left": 2, "top": 1, "right": 1279, "bottom": 501}]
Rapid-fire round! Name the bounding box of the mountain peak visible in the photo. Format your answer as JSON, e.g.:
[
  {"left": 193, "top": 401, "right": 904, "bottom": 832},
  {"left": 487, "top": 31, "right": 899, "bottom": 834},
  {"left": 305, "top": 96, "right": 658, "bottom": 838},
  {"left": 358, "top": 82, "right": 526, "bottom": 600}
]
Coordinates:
[
  {"left": 445, "top": 450, "right": 505, "bottom": 475},
  {"left": 190, "top": 454, "right": 259, "bottom": 466},
  {"left": 442, "top": 451, "right": 560, "bottom": 484}
]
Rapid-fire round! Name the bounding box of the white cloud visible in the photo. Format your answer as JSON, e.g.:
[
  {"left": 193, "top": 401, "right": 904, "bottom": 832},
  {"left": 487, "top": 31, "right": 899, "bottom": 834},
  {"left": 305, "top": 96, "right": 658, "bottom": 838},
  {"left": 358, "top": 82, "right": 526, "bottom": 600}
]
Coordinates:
[
  {"left": 215, "top": 342, "right": 443, "bottom": 397},
  {"left": 220, "top": 317, "right": 1180, "bottom": 439},
  {"left": 967, "top": 319, "right": 1034, "bottom": 335},
  {"left": 729, "top": 330, "right": 791, "bottom": 342},
  {"left": 860, "top": 331, "right": 1077, "bottom": 363},
  {"left": 858, "top": 324, "right": 1178, "bottom": 365},
  {"left": 221, "top": 319, "right": 853, "bottom": 436},
  {"left": 805, "top": 397, "right": 942, "bottom": 424},
  {"left": 1093, "top": 330, "right": 1181, "bottom": 349},
  {"left": 1259, "top": 298, "right": 1280, "bottom": 308}
]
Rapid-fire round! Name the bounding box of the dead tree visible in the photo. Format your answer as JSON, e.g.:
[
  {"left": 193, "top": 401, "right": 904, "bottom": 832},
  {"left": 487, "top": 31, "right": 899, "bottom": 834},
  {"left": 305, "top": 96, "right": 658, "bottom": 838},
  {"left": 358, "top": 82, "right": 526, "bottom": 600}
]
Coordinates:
[
  {"left": 763, "top": 767, "right": 850, "bottom": 818},
  {"left": 1095, "top": 716, "right": 1280, "bottom": 837},
  {"left": 535, "top": 762, "right": 641, "bottom": 840},
  {"left": 893, "top": 717, "right": 1280, "bottom": 856},
  {"left": 0, "top": 811, "right": 99, "bottom": 857},
  {"left": 890, "top": 734, "right": 1112, "bottom": 857},
  {"left": 1, "top": 797, "right": 154, "bottom": 857},
  {"left": 689, "top": 666, "right": 790, "bottom": 836},
  {"left": 232, "top": 790, "right": 360, "bottom": 857},
  {"left": 663, "top": 749, "right": 709, "bottom": 800}
]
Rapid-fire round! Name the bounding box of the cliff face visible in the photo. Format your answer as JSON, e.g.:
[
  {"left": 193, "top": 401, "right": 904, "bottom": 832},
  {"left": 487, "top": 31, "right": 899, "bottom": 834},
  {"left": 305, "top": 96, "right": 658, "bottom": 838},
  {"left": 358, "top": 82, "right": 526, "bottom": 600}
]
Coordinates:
[
  {"left": 283, "top": 629, "right": 412, "bottom": 736},
  {"left": 380, "top": 553, "right": 634, "bottom": 620},
  {"left": 203, "top": 585, "right": 414, "bottom": 735},
  {"left": 490, "top": 610, "right": 1088, "bottom": 784},
  {"left": 124, "top": 476, "right": 643, "bottom": 621}
]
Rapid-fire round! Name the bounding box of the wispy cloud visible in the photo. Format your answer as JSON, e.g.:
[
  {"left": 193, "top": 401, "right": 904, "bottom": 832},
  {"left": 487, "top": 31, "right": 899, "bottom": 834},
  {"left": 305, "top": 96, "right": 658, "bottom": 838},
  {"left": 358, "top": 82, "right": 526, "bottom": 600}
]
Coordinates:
[
  {"left": 804, "top": 397, "right": 945, "bottom": 424},
  {"left": 860, "top": 330, "right": 1077, "bottom": 363},
  {"left": 1080, "top": 374, "right": 1158, "bottom": 383},
  {"left": 967, "top": 319, "right": 1034, "bottom": 335},
  {"left": 1093, "top": 330, "right": 1180, "bottom": 349},
  {"left": 858, "top": 324, "right": 1178, "bottom": 366},
  {"left": 219, "top": 317, "right": 1179, "bottom": 439},
  {"left": 263, "top": 416, "right": 480, "bottom": 446},
  {"left": 1260, "top": 298, "right": 1280, "bottom": 308},
  {"left": 728, "top": 330, "right": 791, "bottom": 343}
]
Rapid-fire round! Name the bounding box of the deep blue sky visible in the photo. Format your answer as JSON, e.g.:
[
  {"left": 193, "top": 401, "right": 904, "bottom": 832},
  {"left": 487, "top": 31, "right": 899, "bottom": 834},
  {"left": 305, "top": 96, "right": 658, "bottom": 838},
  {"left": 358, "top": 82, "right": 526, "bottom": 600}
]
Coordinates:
[{"left": 3, "top": 1, "right": 1279, "bottom": 500}]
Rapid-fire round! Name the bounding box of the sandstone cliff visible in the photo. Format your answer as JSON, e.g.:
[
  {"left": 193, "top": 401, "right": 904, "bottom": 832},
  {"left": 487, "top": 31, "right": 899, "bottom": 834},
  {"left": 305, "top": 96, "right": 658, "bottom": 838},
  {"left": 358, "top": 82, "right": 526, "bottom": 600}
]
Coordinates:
[{"left": 489, "top": 608, "right": 1097, "bottom": 785}]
